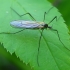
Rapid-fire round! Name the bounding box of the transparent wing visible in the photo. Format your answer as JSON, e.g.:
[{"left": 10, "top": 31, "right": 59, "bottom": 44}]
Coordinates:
[{"left": 10, "top": 20, "right": 45, "bottom": 29}]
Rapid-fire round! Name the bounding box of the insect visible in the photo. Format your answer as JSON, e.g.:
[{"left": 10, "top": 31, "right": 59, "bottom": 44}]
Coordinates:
[{"left": 0, "top": 7, "right": 68, "bottom": 66}]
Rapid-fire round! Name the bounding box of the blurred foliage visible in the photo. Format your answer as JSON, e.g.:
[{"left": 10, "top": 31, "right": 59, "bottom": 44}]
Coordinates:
[
  {"left": 0, "top": 43, "right": 32, "bottom": 70},
  {"left": 48, "top": 0, "right": 70, "bottom": 30}
]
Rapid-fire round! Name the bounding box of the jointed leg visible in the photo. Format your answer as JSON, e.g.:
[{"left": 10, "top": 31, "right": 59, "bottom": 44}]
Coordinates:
[
  {"left": 43, "top": 7, "right": 54, "bottom": 21},
  {"left": 20, "top": 13, "right": 36, "bottom": 21},
  {"left": 37, "top": 29, "right": 44, "bottom": 66},
  {"left": 10, "top": 7, "right": 36, "bottom": 21},
  {"left": 51, "top": 28, "right": 70, "bottom": 51},
  {"left": 48, "top": 16, "right": 57, "bottom": 24},
  {"left": 0, "top": 29, "right": 25, "bottom": 34}
]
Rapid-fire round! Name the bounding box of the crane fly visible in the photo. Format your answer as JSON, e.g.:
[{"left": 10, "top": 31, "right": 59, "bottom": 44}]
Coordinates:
[
  {"left": 0, "top": 7, "right": 68, "bottom": 66},
  {"left": 10, "top": 20, "right": 50, "bottom": 29}
]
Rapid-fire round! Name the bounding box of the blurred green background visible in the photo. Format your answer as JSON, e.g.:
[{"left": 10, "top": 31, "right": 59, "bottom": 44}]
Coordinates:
[
  {"left": 0, "top": 0, "right": 70, "bottom": 70},
  {"left": 48, "top": 0, "right": 70, "bottom": 30}
]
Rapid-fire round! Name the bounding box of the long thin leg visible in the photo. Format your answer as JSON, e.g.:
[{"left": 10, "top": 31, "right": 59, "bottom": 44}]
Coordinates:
[
  {"left": 51, "top": 28, "right": 70, "bottom": 51},
  {"left": 0, "top": 29, "right": 25, "bottom": 34},
  {"left": 10, "top": 7, "right": 36, "bottom": 21},
  {"left": 43, "top": 7, "right": 54, "bottom": 21},
  {"left": 48, "top": 16, "right": 57, "bottom": 24},
  {"left": 37, "top": 29, "right": 44, "bottom": 66},
  {"left": 20, "top": 13, "right": 36, "bottom": 21}
]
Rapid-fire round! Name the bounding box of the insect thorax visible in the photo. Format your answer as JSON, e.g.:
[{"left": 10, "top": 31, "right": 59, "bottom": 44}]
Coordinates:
[{"left": 43, "top": 24, "right": 48, "bottom": 29}]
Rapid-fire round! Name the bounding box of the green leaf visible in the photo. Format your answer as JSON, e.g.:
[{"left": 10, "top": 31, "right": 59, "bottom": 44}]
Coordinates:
[{"left": 0, "top": 0, "right": 70, "bottom": 70}]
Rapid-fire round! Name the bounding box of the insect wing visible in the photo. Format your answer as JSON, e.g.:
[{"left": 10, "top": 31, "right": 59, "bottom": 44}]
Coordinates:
[{"left": 10, "top": 20, "right": 45, "bottom": 29}]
